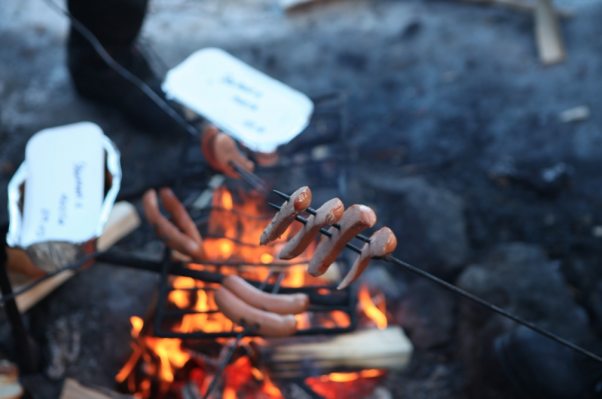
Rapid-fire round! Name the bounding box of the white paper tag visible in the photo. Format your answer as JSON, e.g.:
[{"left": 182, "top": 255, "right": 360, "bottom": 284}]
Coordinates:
[
  {"left": 163, "top": 48, "right": 314, "bottom": 153},
  {"left": 20, "top": 122, "right": 105, "bottom": 246}
]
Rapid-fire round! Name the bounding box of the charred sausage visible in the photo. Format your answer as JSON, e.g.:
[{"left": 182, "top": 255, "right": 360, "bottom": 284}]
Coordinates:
[
  {"left": 278, "top": 198, "right": 344, "bottom": 260},
  {"left": 215, "top": 286, "right": 298, "bottom": 337},
  {"left": 260, "top": 186, "right": 312, "bottom": 245},
  {"left": 337, "top": 227, "right": 397, "bottom": 290},
  {"left": 222, "top": 275, "right": 309, "bottom": 315}
]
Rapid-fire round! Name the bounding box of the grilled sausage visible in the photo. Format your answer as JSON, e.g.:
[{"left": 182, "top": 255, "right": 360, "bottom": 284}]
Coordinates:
[
  {"left": 260, "top": 186, "right": 312, "bottom": 245},
  {"left": 278, "top": 198, "right": 345, "bottom": 260},
  {"left": 308, "top": 204, "right": 376, "bottom": 277},
  {"left": 215, "top": 286, "right": 298, "bottom": 337},
  {"left": 337, "top": 227, "right": 397, "bottom": 290},
  {"left": 201, "top": 125, "right": 254, "bottom": 178},
  {"left": 142, "top": 188, "right": 204, "bottom": 259},
  {"left": 222, "top": 275, "right": 309, "bottom": 315}
]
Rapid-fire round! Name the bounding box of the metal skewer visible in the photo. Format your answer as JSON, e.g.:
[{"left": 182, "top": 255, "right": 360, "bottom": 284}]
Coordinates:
[
  {"left": 271, "top": 189, "right": 371, "bottom": 244},
  {"left": 266, "top": 202, "right": 602, "bottom": 364}
]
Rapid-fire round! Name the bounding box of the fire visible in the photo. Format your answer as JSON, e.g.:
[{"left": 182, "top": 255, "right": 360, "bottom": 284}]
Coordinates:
[
  {"left": 117, "top": 187, "right": 390, "bottom": 398},
  {"left": 306, "top": 369, "right": 386, "bottom": 399},
  {"left": 358, "top": 286, "right": 388, "bottom": 329}
]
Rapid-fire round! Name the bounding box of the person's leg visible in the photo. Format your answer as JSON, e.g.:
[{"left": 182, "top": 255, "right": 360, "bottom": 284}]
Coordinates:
[
  {"left": 66, "top": 0, "right": 188, "bottom": 137},
  {"left": 67, "top": 0, "right": 148, "bottom": 50}
]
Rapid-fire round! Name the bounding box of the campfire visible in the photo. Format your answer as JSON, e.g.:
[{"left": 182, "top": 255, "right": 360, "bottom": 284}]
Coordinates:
[{"left": 115, "top": 186, "right": 402, "bottom": 398}]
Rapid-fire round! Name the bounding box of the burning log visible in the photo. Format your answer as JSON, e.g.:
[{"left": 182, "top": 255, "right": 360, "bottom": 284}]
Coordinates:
[
  {"left": 60, "top": 378, "right": 133, "bottom": 399},
  {"left": 262, "top": 326, "right": 413, "bottom": 379}
]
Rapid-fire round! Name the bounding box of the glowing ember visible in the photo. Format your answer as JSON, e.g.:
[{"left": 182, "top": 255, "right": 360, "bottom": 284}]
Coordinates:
[
  {"left": 117, "top": 187, "right": 390, "bottom": 398},
  {"left": 306, "top": 369, "right": 386, "bottom": 399}
]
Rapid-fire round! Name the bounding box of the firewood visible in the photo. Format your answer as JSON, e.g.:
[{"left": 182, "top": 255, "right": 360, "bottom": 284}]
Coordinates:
[
  {"left": 534, "top": 0, "right": 566, "bottom": 65},
  {"left": 6, "top": 202, "right": 141, "bottom": 312},
  {"left": 0, "top": 360, "right": 22, "bottom": 399},
  {"left": 263, "top": 326, "right": 413, "bottom": 378},
  {"left": 280, "top": 0, "right": 318, "bottom": 11},
  {"left": 60, "top": 378, "right": 133, "bottom": 399},
  {"left": 463, "top": 0, "right": 572, "bottom": 18}
]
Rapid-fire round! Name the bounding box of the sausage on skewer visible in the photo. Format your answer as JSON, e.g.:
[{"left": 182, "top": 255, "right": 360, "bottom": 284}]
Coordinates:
[
  {"left": 337, "top": 227, "right": 397, "bottom": 290},
  {"left": 260, "top": 186, "right": 312, "bottom": 245},
  {"left": 278, "top": 198, "right": 344, "bottom": 260},
  {"left": 308, "top": 204, "right": 376, "bottom": 277}
]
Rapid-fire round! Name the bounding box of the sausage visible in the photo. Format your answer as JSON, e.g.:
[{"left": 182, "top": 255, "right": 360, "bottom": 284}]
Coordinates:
[
  {"left": 222, "top": 275, "right": 309, "bottom": 315},
  {"left": 278, "top": 198, "right": 345, "bottom": 260},
  {"left": 337, "top": 227, "right": 397, "bottom": 290},
  {"left": 308, "top": 204, "right": 377, "bottom": 277},
  {"left": 260, "top": 186, "right": 312, "bottom": 245},
  {"left": 142, "top": 188, "right": 204, "bottom": 259},
  {"left": 201, "top": 125, "right": 254, "bottom": 178},
  {"left": 200, "top": 124, "right": 220, "bottom": 170},
  {"left": 215, "top": 286, "right": 298, "bottom": 337}
]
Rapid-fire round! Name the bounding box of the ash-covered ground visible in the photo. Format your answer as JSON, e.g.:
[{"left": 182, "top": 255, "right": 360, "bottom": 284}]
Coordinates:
[{"left": 2, "top": 0, "right": 602, "bottom": 398}]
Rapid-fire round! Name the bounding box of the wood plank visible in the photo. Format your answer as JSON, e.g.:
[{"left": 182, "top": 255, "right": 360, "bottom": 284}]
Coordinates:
[
  {"left": 535, "top": 0, "right": 566, "bottom": 64},
  {"left": 60, "top": 379, "right": 133, "bottom": 399},
  {"left": 463, "top": 0, "right": 571, "bottom": 17},
  {"left": 8, "top": 202, "right": 140, "bottom": 312},
  {"left": 0, "top": 360, "right": 22, "bottom": 399},
  {"left": 280, "top": 0, "right": 320, "bottom": 11},
  {"left": 265, "top": 326, "right": 413, "bottom": 378}
]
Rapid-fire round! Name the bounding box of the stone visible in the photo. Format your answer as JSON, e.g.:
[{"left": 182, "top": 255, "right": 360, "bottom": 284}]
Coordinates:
[
  {"left": 396, "top": 280, "right": 456, "bottom": 349},
  {"left": 361, "top": 175, "right": 469, "bottom": 276},
  {"left": 457, "top": 242, "right": 590, "bottom": 339},
  {"left": 456, "top": 243, "right": 595, "bottom": 399}
]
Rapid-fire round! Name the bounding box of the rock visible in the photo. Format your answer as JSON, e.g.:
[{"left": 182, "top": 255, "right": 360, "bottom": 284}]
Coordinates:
[
  {"left": 488, "top": 159, "right": 572, "bottom": 196},
  {"left": 396, "top": 280, "right": 456, "bottom": 349},
  {"left": 362, "top": 176, "right": 469, "bottom": 275},
  {"left": 45, "top": 315, "right": 82, "bottom": 380},
  {"left": 457, "top": 242, "right": 590, "bottom": 338},
  {"left": 456, "top": 243, "right": 595, "bottom": 399},
  {"left": 559, "top": 105, "right": 590, "bottom": 123},
  {"left": 589, "top": 281, "right": 602, "bottom": 334}
]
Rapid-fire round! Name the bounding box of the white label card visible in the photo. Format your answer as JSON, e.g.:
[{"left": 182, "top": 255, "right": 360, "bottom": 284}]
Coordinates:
[
  {"left": 20, "top": 122, "right": 105, "bottom": 246},
  {"left": 163, "top": 48, "right": 314, "bottom": 153}
]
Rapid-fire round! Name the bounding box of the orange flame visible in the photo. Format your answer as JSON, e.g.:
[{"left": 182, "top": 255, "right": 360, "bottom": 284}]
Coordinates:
[
  {"left": 117, "top": 187, "right": 390, "bottom": 398},
  {"left": 306, "top": 369, "right": 386, "bottom": 399},
  {"left": 358, "top": 286, "right": 388, "bottom": 329}
]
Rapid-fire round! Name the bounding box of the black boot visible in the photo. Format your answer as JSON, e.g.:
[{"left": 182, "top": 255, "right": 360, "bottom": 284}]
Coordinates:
[{"left": 67, "top": 0, "right": 190, "bottom": 137}]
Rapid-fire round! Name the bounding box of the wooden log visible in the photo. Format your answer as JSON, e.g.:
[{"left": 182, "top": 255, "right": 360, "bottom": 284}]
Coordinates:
[
  {"left": 463, "top": 0, "right": 572, "bottom": 18},
  {"left": 534, "top": 0, "right": 566, "bottom": 65},
  {"left": 60, "top": 378, "right": 133, "bottom": 399},
  {"left": 5, "top": 201, "right": 141, "bottom": 312},
  {"left": 263, "top": 326, "right": 413, "bottom": 379},
  {"left": 280, "top": 0, "right": 318, "bottom": 11},
  {"left": 0, "top": 360, "right": 23, "bottom": 399}
]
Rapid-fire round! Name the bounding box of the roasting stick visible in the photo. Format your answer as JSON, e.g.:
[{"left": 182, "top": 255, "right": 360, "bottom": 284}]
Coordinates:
[
  {"left": 231, "top": 162, "right": 268, "bottom": 193},
  {"left": 266, "top": 202, "right": 602, "bottom": 364},
  {"left": 272, "top": 189, "right": 372, "bottom": 245}
]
